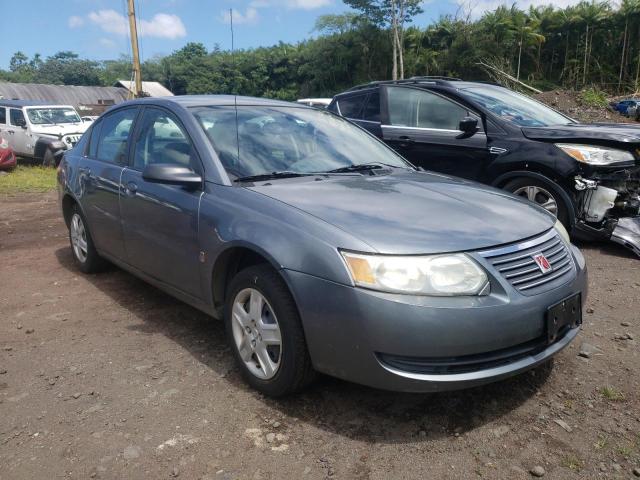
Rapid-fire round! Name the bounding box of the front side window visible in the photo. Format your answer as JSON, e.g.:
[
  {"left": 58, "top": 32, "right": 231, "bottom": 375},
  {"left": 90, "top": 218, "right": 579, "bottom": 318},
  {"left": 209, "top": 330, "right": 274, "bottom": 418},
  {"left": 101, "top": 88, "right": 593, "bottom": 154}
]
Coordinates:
[
  {"left": 10, "top": 109, "right": 26, "bottom": 127},
  {"left": 192, "top": 105, "right": 409, "bottom": 179},
  {"left": 0, "top": 108, "right": 6, "bottom": 124},
  {"left": 95, "top": 108, "right": 137, "bottom": 164},
  {"left": 362, "top": 91, "right": 380, "bottom": 122},
  {"left": 461, "top": 85, "right": 573, "bottom": 127},
  {"left": 337, "top": 94, "right": 367, "bottom": 119},
  {"left": 387, "top": 87, "right": 468, "bottom": 130},
  {"left": 133, "top": 108, "right": 198, "bottom": 171},
  {"left": 26, "top": 107, "right": 81, "bottom": 125}
]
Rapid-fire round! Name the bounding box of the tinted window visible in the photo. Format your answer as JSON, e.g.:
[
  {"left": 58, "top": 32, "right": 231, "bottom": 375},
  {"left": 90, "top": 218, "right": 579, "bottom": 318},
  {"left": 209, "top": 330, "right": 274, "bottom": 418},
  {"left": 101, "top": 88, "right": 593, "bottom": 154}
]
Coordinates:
[
  {"left": 96, "top": 108, "right": 137, "bottom": 164},
  {"left": 133, "top": 108, "right": 199, "bottom": 171},
  {"left": 362, "top": 91, "right": 380, "bottom": 122},
  {"left": 193, "top": 105, "right": 409, "bottom": 179},
  {"left": 387, "top": 87, "right": 468, "bottom": 130},
  {"left": 10, "top": 109, "right": 25, "bottom": 126},
  {"left": 0, "top": 108, "right": 5, "bottom": 124},
  {"left": 338, "top": 94, "right": 366, "bottom": 119}
]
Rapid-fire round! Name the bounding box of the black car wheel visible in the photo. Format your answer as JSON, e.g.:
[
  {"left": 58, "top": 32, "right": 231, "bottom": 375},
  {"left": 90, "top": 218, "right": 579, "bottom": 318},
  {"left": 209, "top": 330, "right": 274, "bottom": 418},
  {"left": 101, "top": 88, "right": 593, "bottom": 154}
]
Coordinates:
[
  {"left": 224, "top": 264, "right": 315, "bottom": 396},
  {"left": 68, "top": 204, "right": 107, "bottom": 273},
  {"left": 504, "top": 177, "right": 571, "bottom": 229}
]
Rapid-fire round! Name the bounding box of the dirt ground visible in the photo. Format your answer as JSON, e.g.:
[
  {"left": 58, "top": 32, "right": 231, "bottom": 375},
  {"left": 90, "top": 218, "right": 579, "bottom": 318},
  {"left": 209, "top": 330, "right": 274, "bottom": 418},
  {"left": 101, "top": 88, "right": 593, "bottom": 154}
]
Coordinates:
[
  {"left": 1, "top": 191, "right": 639, "bottom": 480},
  {"left": 533, "top": 90, "right": 631, "bottom": 124}
]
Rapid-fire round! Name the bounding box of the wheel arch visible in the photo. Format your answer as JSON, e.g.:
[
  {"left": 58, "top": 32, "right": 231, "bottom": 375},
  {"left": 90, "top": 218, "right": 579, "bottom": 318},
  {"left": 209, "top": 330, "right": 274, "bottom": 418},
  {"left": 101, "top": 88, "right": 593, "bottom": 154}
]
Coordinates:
[{"left": 491, "top": 170, "right": 577, "bottom": 230}]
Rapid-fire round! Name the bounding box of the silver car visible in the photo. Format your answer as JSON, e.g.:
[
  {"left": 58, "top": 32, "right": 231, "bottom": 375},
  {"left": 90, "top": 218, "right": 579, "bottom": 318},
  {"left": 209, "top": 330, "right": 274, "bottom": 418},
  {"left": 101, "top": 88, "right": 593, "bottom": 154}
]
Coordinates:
[{"left": 58, "top": 95, "right": 587, "bottom": 396}]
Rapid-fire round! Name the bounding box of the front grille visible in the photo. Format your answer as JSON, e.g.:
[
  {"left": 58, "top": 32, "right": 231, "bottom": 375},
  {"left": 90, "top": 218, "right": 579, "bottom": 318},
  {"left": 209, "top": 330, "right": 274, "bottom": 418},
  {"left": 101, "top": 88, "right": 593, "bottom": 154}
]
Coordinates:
[
  {"left": 377, "top": 327, "right": 570, "bottom": 375},
  {"left": 478, "top": 229, "right": 574, "bottom": 296}
]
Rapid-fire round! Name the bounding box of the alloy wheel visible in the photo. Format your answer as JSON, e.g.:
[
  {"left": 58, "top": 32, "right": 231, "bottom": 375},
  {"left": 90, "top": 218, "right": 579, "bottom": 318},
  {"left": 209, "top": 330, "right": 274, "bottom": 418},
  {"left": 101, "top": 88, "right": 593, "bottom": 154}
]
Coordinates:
[
  {"left": 231, "top": 288, "right": 282, "bottom": 380},
  {"left": 70, "top": 213, "right": 88, "bottom": 263},
  {"left": 513, "top": 185, "right": 558, "bottom": 216}
]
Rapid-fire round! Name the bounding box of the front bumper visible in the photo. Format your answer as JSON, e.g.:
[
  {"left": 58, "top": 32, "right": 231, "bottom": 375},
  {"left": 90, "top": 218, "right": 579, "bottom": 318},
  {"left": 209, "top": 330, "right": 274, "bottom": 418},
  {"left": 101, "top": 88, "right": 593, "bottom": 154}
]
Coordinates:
[
  {"left": 0, "top": 150, "right": 16, "bottom": 170},
  {"left": 284, "top": 244, "right": 587, "bottom": 392}
]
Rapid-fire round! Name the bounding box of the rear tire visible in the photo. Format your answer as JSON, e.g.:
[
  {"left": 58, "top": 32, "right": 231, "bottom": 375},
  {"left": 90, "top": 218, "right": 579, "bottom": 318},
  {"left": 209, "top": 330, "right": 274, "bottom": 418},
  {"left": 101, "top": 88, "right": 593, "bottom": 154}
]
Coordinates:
[
  {"left": 503, "top": 177, "right": 572, "bottom": 230},
  {"left": 68, "top": 204, "right": 107, "bottom": 273},
  {"left": 224, "top": 264, "right": 315, "bottom": 396}
]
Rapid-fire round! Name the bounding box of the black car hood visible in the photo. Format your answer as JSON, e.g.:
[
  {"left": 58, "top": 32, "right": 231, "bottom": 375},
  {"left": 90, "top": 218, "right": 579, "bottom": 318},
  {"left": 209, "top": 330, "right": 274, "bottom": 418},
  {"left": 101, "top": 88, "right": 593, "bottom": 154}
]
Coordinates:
[
  {"left": 522, "top": 123, "right": 640, "bottom": 145},
  {"left": 248, "top": 171, "right": 554, "bottom": 254}
]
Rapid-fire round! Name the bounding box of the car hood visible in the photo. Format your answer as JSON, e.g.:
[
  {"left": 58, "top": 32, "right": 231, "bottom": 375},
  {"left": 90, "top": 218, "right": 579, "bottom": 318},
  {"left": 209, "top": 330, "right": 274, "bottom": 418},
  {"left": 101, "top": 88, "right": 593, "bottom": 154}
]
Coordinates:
[
  {"left": 31, "top": 123, "right": 89, "bottom": 138},
  {"left": 248, "top": 171, "right": 554, "bottom": 254},
  {"left": 522, "top": 123, "right": 640, "bottom": 145}
]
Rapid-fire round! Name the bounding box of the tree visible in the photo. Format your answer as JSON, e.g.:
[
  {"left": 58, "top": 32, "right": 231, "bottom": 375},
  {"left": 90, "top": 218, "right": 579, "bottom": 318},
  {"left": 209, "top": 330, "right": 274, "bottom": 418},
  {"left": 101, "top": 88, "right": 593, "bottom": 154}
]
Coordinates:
[{"left": 343, "top": 0, "right": 423, "bottom": 79}]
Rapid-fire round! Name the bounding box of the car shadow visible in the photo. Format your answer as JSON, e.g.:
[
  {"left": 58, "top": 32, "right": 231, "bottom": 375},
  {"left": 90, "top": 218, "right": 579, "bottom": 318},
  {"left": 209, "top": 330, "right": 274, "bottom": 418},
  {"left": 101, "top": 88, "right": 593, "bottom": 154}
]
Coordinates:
[{"left": 55, "top": 247, "right": 552, "bottom": 443}]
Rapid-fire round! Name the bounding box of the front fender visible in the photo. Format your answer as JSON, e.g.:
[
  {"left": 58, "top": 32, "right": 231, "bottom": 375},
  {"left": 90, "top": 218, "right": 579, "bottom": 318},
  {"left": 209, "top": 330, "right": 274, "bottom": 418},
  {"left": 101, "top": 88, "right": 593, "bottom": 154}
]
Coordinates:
[{"left": 34, "top": 137, "right": 66, "bottom": 160}]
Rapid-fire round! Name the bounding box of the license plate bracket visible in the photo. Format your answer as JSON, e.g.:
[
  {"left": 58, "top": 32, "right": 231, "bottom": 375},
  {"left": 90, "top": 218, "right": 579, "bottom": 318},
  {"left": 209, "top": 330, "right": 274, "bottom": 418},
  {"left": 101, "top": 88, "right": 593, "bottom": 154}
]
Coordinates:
[{"left": 546, "top": 293, "right": 582, "bottom": 344}]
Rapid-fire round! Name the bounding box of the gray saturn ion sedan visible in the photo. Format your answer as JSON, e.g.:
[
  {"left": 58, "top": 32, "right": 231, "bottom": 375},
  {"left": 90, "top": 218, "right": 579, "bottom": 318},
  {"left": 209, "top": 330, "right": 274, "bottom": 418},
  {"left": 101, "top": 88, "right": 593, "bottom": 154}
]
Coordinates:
[{"left": 58, "top": 95, "right": 587, "bottom": 396}]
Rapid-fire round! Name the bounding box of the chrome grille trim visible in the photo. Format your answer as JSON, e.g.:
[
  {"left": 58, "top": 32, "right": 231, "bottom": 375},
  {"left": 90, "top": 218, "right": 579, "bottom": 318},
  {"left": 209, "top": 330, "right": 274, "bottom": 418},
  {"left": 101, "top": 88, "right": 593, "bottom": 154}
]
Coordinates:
[{"left": 477, "top": 229, "right": 575, "bottom": 296}]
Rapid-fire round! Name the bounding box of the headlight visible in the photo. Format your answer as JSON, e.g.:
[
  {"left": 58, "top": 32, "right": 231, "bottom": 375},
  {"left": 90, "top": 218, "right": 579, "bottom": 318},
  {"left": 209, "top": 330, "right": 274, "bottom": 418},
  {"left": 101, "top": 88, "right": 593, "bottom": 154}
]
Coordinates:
[
  {"left": 556, "top": 144, "right": 634, "bottom": 166},
  {"left": 554, "top": 220, "right": 571, "bottom": 244},
  {"left": 340, "top": 251, "right": 489, "bottom": 296}
]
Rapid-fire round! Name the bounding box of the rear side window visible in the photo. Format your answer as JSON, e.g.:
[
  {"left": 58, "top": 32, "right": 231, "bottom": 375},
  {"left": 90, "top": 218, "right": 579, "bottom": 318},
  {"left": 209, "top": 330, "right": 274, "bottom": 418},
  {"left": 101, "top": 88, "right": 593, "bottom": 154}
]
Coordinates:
[
  {"left": 9, "top": 108, "right": 25, "bottom": 126},
  {"left": 338, "top": 94, "right": 367, "bottom": 119},
  {"left": 0, "top": 108, "right": 6, "bottom": 124},
  {"left": 87, "top": 121, "right": 102, "bottom": 158},
  {"left": 96, "top": 108, "right": 137, "bottom": 164},
  {"left": 387, "top": 87, "right": 468, "bottom": 130},
  {"left": 362, "top": 91, "right": 380, "bottom": 122}
]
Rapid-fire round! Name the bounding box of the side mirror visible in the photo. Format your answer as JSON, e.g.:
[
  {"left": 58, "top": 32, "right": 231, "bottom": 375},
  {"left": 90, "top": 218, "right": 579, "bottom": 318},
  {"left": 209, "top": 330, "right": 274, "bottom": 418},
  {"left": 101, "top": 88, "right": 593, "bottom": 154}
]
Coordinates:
[
  {"left": 458, "top": 117, "right": 478, "bottom": 137},
  {"left": 142, "top": 164, "right": 202, "bottom": 188},
  {"left": 15, "top": 117, "right": 27, "bottom": 128}
]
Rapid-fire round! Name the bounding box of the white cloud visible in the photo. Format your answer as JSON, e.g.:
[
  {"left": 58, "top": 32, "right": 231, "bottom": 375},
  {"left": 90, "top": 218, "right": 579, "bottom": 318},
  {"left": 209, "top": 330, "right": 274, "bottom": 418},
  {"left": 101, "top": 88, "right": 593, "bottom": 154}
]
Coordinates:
[
  {"left": 88, "top": 10, "right": 129, "bottom": 35},
  {"left": 68, "top": 15, "right": 84, "bottom": 28},
  {"left": 99, "top": 37, "right": 117, "bottom": 49},
  {"left": 139, "top": 13, "right": 187, "bottom": 39},
  {"left": 220, "top": 7, "right": 260, "bottom": 25},
  {"left": 285, "top": 0, "right": 332, "bottom": 9},
  {"left": 87, "top": 9, "right": 186, "bottom": 39}
]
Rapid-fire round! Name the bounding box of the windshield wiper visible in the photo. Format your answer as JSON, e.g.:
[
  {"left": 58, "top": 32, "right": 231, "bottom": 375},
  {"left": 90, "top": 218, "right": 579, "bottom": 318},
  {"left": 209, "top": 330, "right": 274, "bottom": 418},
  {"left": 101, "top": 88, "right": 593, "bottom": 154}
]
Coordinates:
[
  {"left": 233, "top": 171, "right": 317, "bottom": 183},
  {"left": 323, "top": 162, "right": 403, "bottom": 174}
]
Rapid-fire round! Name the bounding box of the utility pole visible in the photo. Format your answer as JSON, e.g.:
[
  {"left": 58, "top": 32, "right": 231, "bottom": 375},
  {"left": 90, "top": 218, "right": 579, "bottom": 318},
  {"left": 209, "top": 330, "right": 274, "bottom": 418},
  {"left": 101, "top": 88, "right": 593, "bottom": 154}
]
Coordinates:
[{"left": 127, "top": 0, "right": 143, "bottom": 98}]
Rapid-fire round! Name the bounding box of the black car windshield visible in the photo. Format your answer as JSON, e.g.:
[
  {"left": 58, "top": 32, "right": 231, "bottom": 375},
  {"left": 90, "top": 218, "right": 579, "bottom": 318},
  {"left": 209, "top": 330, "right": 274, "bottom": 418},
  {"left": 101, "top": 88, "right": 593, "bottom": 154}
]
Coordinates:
[
  {"left": 462, "top": 86, "right": 574, "bottom": 127},
  {"left": 192, "top": 105, "right": 410, "bottom": 179},
  {"left": 26, "top": 107, "right": 82, "bottom": 125}
]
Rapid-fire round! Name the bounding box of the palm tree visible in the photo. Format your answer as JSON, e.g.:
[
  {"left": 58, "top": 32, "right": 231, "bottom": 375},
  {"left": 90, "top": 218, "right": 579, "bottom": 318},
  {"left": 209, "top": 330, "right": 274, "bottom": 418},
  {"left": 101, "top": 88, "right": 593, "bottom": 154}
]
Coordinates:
[
  {"left": 574, "top": 1, "right": 610, "bottom": 86},
  {"left": 510, "top": 7, "right": 545, "bottom": 80}
]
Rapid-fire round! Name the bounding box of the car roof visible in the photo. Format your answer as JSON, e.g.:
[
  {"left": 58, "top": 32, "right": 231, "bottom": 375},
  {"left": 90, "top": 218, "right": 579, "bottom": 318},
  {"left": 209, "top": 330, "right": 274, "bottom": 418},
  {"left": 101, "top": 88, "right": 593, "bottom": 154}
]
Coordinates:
[
  {"left": 123, "top": 95, "right": 310, "bottom": 109},
  {"left": 0, "top": 99, "right": 50, "bottom": 108}
]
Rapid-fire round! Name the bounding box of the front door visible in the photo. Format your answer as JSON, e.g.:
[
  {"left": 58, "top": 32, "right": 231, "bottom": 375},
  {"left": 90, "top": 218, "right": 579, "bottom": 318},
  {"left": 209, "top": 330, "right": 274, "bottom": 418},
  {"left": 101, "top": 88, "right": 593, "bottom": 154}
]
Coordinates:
[
  {"left": 6, "top": 109, "right": 31, "bottom": 156},
  {"left": 78, "top": 107, "right": 139, "bottom": 260},
  {"left": 120, "top": 107, "right": 203, "bottom": 300},
  {"left": 381, "top": 86, "right": 490, "bottom": 180}
]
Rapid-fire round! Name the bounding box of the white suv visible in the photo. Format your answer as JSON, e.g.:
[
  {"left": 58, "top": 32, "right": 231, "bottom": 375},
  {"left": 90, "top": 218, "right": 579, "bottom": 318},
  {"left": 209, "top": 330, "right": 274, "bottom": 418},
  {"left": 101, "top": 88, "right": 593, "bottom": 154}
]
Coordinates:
[{"left": 0, "top": 100, "right": 90, "bottom": 165}]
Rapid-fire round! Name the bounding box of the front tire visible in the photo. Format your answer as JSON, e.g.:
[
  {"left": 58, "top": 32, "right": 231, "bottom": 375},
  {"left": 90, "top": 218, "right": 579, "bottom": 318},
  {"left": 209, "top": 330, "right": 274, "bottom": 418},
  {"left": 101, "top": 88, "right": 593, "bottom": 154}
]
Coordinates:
[
  {"left": 224, "top": 264, "right": 315, "bottom": 396},
  {"left": 503, "top": 177, "right": 572, "bottom": 230},
  {"left": 42, "top": 148, "right": 56, "bottom": 167},
  {"left": 68, "top": 205, "right": 107, "bottom": 273}
]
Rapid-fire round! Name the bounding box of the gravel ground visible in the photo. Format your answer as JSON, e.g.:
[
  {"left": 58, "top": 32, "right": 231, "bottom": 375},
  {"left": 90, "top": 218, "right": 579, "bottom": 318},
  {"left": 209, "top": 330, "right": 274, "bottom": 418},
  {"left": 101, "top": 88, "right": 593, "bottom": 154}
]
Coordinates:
[{"left": 1, "top": 192, "right": 639, "bottom": 480}]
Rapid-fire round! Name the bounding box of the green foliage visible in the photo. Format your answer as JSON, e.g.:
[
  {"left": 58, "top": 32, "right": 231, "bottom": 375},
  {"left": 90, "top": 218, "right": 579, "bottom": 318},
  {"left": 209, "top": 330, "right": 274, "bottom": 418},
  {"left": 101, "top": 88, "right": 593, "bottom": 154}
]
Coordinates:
[{"left": 580, "top": 88, "right": 608, "bottom": 107}]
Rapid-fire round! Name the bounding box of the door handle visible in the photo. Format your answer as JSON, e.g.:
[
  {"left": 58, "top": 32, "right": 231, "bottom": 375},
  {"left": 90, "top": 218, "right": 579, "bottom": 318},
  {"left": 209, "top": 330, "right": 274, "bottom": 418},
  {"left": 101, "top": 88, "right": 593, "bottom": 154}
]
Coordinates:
[
  {"left": 398, "top": 135, "right": 415, "bottom": 147},
  {"left": 124, "top": 181, "right": 138, "bottom": 197}
]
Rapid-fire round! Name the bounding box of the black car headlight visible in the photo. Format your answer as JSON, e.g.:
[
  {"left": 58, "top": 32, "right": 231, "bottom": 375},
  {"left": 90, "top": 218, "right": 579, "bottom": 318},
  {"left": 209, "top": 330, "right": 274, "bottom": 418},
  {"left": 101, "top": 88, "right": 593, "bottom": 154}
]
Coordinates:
[{"left": 556, "top": 144, "right": 634, "bottom": 166}]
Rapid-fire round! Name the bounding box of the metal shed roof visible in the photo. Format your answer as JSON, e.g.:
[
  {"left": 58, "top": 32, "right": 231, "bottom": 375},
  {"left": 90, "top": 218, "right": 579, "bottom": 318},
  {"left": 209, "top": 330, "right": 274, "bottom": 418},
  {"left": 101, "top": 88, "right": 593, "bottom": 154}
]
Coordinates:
[
  {"left": 115, "top": 80, "right": 173, "bottom": 97},
  {"left": 0, "top": 82, "right": 129, "bottom": 106}
]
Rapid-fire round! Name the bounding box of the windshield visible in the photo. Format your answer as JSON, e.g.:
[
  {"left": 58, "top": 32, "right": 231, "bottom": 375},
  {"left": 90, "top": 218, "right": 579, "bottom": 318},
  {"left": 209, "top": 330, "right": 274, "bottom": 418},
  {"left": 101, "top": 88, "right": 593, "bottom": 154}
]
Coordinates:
[
  {"left": 26, "top": 107, "right": 82, "bottom": 125},
  {"left": 462, "top": 86, "right": 574, "bottom": 127},
  {"left": 192, "top": 105, "right": 410, "bottom": 179}
]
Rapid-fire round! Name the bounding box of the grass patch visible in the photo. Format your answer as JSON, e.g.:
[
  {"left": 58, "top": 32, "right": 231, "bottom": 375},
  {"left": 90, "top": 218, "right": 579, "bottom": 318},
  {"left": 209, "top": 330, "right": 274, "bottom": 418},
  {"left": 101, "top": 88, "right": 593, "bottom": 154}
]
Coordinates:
[
  {"left": 600, "top": 386, "right": 625, "bottom": 401},
  {"left": 580, "top": 88, "right": 609, "bottom": 108},
  {"left": 561, "top": 455, "right": 582, "bottom": 471},
  {"left": 594, "top": 435, "right": 608, "bottom": 450},
  {"left": 0, "top": 165, "right": 57, "bottom": 194}
]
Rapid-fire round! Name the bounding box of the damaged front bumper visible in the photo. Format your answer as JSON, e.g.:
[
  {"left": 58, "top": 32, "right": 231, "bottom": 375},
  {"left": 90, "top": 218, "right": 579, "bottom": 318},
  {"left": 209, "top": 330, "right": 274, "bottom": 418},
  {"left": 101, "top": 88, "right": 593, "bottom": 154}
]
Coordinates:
[{"left": 574, "top": 166, "right": 640, "bottom": 257}]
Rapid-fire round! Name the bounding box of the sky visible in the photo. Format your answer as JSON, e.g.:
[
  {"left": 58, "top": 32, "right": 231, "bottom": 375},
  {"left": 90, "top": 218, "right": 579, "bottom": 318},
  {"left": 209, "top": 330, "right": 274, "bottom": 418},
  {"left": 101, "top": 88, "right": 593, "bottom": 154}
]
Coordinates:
[{"left": 2, "top": 0, "right": 588, "bottom": 70}]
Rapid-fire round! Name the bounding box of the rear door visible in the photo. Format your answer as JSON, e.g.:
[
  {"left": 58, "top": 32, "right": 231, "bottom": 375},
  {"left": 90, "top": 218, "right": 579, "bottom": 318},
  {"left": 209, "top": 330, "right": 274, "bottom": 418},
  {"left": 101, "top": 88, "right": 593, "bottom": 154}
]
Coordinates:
[
  {"left": 381, "top": 85, "right": 489, "bottom": 179},
  {"left": 78, "top": 107, "right": 138, "bottom": 260},
  {"left": 7, "top": 109, "right": 31, "bottom": 156},
  {"left": 119, "top": 106, "right": 203, "bottom": 300}
]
